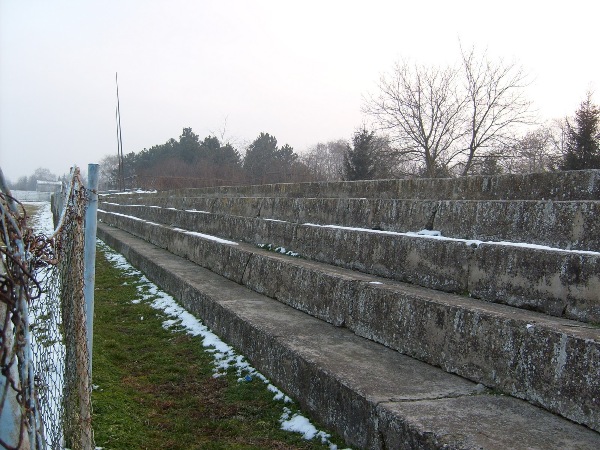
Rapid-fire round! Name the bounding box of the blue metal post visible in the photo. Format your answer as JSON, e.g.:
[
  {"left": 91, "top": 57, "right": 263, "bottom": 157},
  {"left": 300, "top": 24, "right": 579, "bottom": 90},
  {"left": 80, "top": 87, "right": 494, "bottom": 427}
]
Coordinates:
[{"left": 83, "top": 164, "right": 99, "bottom": 375}]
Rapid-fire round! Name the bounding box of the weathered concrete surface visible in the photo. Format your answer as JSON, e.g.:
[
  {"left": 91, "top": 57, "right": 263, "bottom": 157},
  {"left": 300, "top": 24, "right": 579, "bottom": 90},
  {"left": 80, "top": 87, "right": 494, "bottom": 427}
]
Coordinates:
[
  {"left": 100, "top": 206, "right": 471, "bottom": 294},
  {"left": 102, "top": 196, "right": 600, "bottom": 251},
  {"left": 350, "top": 282, "right": 600, "bottom": 431},
  {"left": 98, "top": 204, "right": 600, "bottom": 323},
  {"left": 434, "top": 200, "right": 600, "bottom": 251},
  {"left": 97, "top": 217, "right": 600, "bottom": 431},
  {"left": 102, "top": 169, "right": 600, "bottom": 201},
  {"left": 469, "top": 244, "right": 600, "bottom": 322},
  {"left": 377, "top": 395, "right": 600, "bottom": 450},
  {"left": 97, "top": 223, "right": 600, "bottom": 449}
]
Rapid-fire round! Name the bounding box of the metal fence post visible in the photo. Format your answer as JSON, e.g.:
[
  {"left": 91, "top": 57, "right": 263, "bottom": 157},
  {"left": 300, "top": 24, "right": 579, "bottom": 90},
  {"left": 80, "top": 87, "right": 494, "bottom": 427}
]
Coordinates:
[{"left": 83, "top": 163, "right": 99, "bottom": 375}]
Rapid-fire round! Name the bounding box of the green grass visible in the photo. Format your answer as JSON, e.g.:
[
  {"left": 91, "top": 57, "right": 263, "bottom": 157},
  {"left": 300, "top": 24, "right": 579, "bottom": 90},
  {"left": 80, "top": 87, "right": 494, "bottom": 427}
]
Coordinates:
[{"left": 92, "top": 244, "right": 345, "bottom": 449}]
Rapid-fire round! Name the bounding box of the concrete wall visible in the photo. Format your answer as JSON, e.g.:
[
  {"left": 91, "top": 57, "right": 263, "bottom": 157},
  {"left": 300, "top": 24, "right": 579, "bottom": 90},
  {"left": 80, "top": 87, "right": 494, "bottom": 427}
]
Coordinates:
[
  {"left": 97, "top": 214, "right": 600, "bottom": 432},
  {"left": 104, "top": 169, "right": 600, "bottom": 201},
  {"left": 99, "top": 204, "right": 600, "bottom": 323},
  {"left": 103, "top": 196, "right": 600, "bottom": 251},
  {"left": 97, "top": 169, "right": 600, "bottom": 437},
  {"left": 11, "top": 190, "right": 52, "bottom": 202}
]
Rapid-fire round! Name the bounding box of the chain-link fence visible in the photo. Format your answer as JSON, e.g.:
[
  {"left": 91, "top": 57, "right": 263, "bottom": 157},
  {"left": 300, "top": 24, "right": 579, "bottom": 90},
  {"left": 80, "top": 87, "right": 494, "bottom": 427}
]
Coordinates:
[{"left": 1, "top": 166, "right": 97, "bottom": 450}]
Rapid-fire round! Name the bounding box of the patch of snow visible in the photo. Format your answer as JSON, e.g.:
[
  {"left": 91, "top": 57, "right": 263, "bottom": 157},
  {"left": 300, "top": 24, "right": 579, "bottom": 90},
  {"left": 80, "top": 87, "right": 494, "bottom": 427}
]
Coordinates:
[
  {"left": 24, "top": 201, "right": 55, "bottom": 235},
  {"left": 416, "top": 229, "right": 441, "bottom": 236},
  {"left": 171, "top": 228, "right": 238, "bottom": 245},
  {"left": 103, "top": 189, "right": 158, "bottom": 195},
  {"left": 280, "top": 407, "right": 332, "bottom": 443},
  {"left": 98, "top": 210, "right": 163, "bottom": 227}
]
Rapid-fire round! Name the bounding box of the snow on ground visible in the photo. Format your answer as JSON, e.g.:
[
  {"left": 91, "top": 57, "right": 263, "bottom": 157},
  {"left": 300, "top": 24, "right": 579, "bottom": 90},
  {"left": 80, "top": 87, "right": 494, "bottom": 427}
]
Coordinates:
[
  {"left": 26, "top": 201, "right": 55, "bottom": 235},
  {"left": 99, "top": 240, "right": 347, "bottom": 450},
  {"left": 25, "top": 201, "right": 65, "bottom": 448}
]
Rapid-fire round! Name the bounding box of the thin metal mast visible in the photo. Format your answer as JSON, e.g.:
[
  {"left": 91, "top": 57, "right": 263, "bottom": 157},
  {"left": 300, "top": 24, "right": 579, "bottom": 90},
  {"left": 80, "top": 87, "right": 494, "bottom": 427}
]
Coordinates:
[{"left": 115, "top": 72, "right": 125, "bottom": 190}]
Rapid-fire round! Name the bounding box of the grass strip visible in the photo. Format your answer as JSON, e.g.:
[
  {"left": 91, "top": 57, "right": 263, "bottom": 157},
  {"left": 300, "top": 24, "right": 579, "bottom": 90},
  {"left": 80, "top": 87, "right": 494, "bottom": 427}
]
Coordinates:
[{"left": 92, "top": 243, "right": 346, "bottom": 449}]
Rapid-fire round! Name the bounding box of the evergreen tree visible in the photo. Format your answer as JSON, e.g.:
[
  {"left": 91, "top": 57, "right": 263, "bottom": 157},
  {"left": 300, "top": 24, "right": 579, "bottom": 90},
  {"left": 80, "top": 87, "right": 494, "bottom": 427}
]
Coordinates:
[
  {"left": 243, "top": 132, "right": 298, "bottom": 183},
  {"left": 177, "top": 127, "right": 201, "bottom": 163},
  {"left": 218, "top": 143, "right": 242, "bottom": 167},
  {"left": 199, "top": 136, "right": 241, "bottom": 166},
  {"left": 343, "top": 127, "right": 378, "bottom": 181},
  {"left": 560, "top": 93, "right": 600, "bottom": 170}
]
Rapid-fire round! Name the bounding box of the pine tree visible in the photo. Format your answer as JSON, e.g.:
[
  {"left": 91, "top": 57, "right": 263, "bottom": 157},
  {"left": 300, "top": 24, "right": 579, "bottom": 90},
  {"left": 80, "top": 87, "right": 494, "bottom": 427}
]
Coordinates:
[
  {"left": 243, "top": 133, "right": 298, "bottom": 183},
  {"left": 560, "top": 93, "right": 600, "bottom": 170},
  {"left": 343, "top": 127, "right": 378, "bottom": 181}
]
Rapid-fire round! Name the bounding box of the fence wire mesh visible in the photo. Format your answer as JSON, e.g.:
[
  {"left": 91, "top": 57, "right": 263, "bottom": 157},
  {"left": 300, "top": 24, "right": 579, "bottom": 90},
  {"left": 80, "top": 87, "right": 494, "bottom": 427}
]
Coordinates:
[{"left": 1, "top": 167, "right": 94, "bottom": 450}]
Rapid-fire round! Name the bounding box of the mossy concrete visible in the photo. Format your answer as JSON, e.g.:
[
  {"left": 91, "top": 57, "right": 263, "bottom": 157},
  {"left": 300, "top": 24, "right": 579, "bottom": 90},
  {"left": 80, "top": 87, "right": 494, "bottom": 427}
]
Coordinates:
[
  {"left": 98, "top": 223, "right": 600, "bottom": 449},
  {"left": 97, "top": 216, "right": 600, "bottom": 432},
  {"left": 99, "top": 204, "right": 600, "bottom": 323},
  {"left": 103, "top": 169, "right": 600, "bottom": 201}
]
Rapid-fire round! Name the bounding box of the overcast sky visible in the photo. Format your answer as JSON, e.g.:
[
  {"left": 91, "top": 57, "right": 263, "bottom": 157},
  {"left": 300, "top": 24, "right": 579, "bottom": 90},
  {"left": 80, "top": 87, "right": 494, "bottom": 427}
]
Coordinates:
[{"left": 1, "top": 0, "right": 598, "bottom": 181}]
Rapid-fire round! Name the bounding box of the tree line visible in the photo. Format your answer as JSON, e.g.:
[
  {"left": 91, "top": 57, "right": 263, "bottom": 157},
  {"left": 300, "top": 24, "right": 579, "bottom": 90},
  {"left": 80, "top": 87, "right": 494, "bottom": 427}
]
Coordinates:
[
  {"left": 99, "top": 128, "right": 313, "bottom": 190},
  {"left": 99, "top": 45, "right": 596, "bottom": 189},
  {"left": 8, "top": 167, "right": 66, "bottom": 191},
  {"left": 359, "top": 46, "right": 599, "bottom": 178},
  {"left": 8, "top": 46, "right": 599, "bottom": 191}
]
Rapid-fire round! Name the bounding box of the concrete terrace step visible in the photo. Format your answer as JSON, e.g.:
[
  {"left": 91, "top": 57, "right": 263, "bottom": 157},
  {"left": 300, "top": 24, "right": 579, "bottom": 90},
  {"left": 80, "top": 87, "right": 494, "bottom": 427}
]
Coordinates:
[
  {"left": 103, "top": 169, "right": 600, "bottom": 201},
  {"left": 96, "top": 213, "right": 600, "bottom": 433},
  {"left": 97, "top": 223, "right": 600, "bottom": 449},
  {"left": 98, "top": 204, "right": 600, "bottom": 324},
  {"left": 102, "top": 196, "right": 600, "bottom": 251}
]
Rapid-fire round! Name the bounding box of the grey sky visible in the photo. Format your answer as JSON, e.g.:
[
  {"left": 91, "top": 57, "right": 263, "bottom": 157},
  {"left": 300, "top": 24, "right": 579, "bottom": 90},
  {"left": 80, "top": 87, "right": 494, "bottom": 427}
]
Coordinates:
[{"left": 1, "top": 0, "right": 598, "bottom": 181}]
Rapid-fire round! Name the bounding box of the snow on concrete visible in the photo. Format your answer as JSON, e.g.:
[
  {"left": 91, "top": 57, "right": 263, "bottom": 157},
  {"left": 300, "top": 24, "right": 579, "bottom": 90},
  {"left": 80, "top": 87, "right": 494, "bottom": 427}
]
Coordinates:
[
  {"left": 99, "top": 189, "right": 157, "bottom": 195},
  {"left": 304, "top": 223, "right": 600, "bottom": 256},
  {"left": 98, "top": 209, "right": 239, "bottom": 246},
  {"left": 171, "top": 228, "right": 239, "bottom": 245}
]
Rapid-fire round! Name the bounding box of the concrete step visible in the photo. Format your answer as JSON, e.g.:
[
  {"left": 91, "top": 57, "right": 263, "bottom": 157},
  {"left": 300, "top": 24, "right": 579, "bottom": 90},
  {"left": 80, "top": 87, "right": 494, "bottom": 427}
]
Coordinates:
[
  {"left": 98, "top": 204, "right": 600, "bottom": 324},
  {"left": 97, "top": 213, "right": 600, "bottom": 432},
  {"left": 102, "top": 169, "right": 600, "bottom": 201},
  {"left": 97, "top": 223, "right": 600, "bottom": 449},
  {"left": 102, "top": 196, "right": 600, "bottom": 251}
]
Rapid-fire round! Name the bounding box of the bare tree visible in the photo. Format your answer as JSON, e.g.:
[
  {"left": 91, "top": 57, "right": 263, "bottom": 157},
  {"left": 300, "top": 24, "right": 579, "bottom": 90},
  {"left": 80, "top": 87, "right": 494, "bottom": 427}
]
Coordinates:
[
  {"left": 301, "top": 139, "right": 347, "bottom": 181},
  {"left": 497, "top": 126, "right": 558, "bottom": 173},
  {"left": 459, "top": 45, "right": 534, "bottom": 175},
  {"left": 98, "top": 154, "right": 120, "bottom": 190},
  {"left": 364, "top": 46, "right": 534, "bottom": 177},
  {"left": 364, "top": 61, "right": 465, "bottom": 177}
]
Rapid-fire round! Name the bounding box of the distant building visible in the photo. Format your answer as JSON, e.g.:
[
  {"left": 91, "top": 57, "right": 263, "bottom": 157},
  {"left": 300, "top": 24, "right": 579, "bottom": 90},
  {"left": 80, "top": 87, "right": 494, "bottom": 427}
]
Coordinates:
[{"left": 36, "top": 180, "right": 62, "bottom": 193}]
